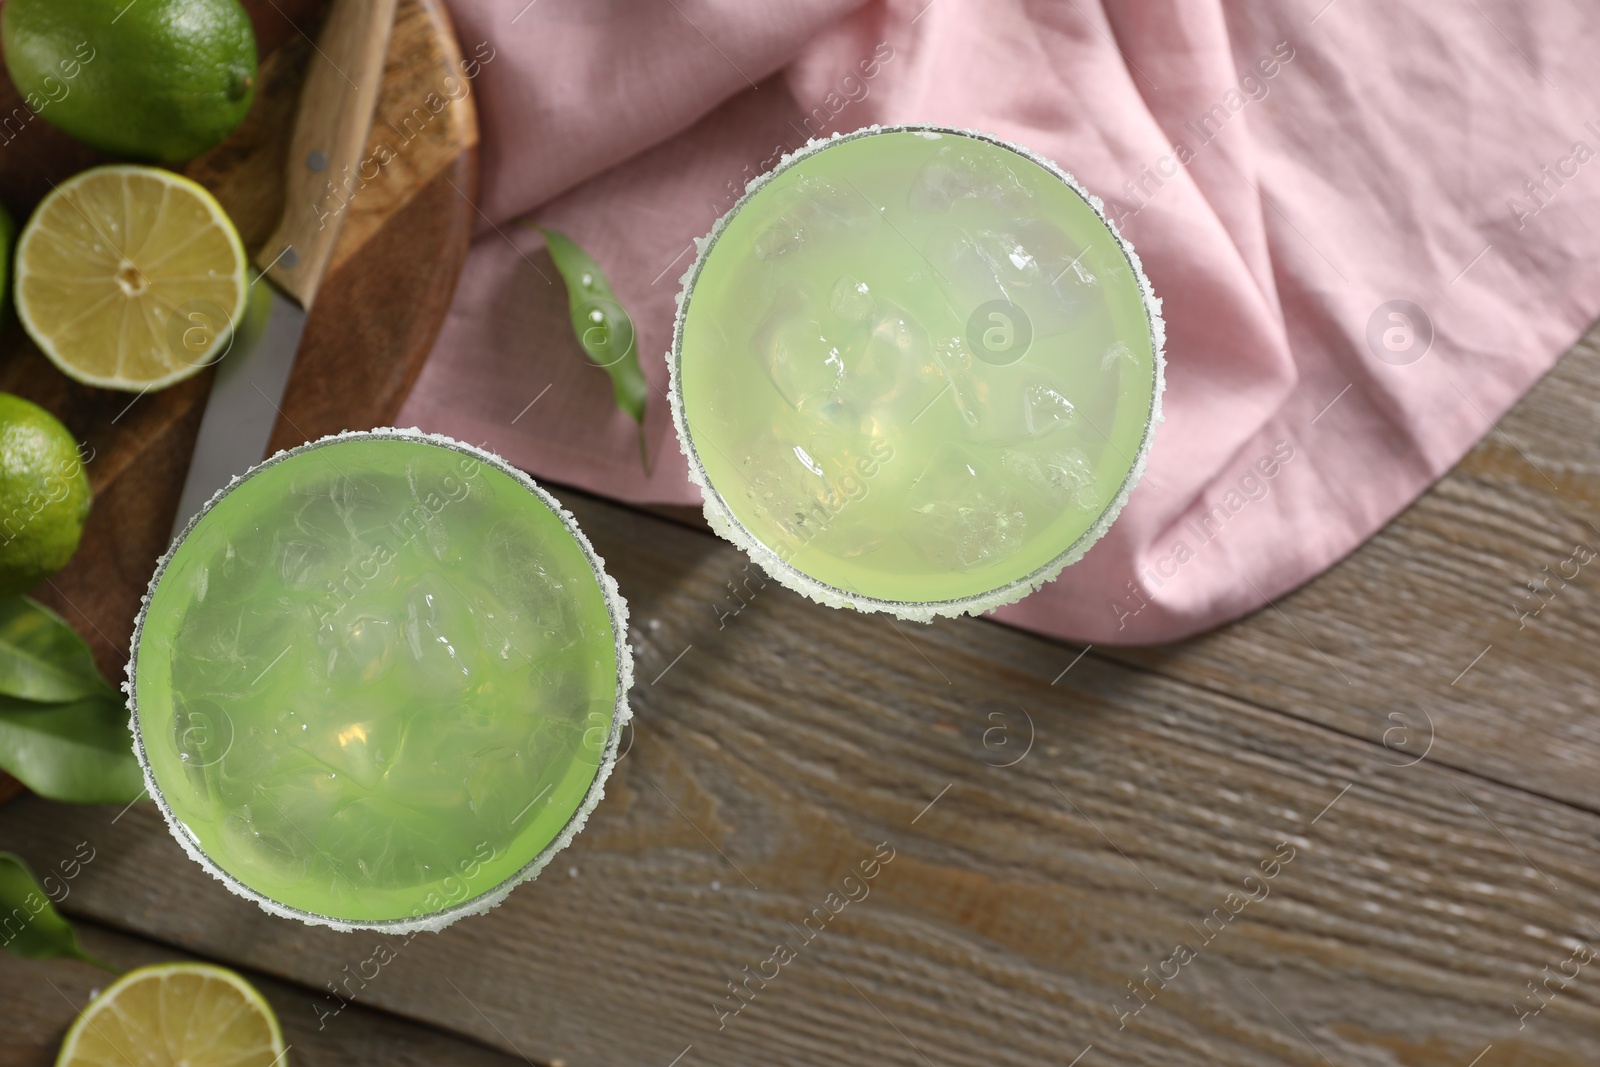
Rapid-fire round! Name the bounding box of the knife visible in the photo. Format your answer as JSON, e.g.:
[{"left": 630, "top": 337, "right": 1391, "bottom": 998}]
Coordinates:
[{"left": 172, "top": 0, "right": 399, "bottom": 536}]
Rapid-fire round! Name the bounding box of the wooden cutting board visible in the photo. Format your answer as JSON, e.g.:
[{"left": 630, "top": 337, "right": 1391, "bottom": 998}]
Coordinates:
[{"left": 0, "top": 0, "right": 478, "bottom": 711}]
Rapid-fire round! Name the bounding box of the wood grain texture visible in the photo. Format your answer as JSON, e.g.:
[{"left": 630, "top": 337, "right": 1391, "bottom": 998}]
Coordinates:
[
  {"left": 184, "top": 33, "right": 318, "bottom": 252},
  {"left": 0, "top": 0, "right": 477, "bottom": 687},
  {"left": 0, "top": 919, "right": 529, "bottom": 1067},
  {"left": 320, "top": 0, "right": 481, "bottom": 279},
  {"left": 264, "top": 0, "right": 480, "bottom": 454},
  {"left": 4, "top": 486, "right": 1598, "bottom": 1067},
  {"left": 1102, "top": 325, "right": 1600, "bottom": 813},
  {"left": 0, "top": 9, "right": 1593, "bottom": 1064},
  {"left": 259, "top": 0, "right": 400, "bottom": 305}
]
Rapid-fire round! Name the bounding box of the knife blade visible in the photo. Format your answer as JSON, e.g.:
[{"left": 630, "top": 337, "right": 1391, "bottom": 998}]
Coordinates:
[{"left": 171, "top": 0, "right": 399, "bottom": 537}]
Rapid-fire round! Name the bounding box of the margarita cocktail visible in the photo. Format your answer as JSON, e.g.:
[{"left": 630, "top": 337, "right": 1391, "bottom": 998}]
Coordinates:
[
  {"left": 670, "top": 126, "right": 1164, "bottom": 618},
  {"left": 129, "top": 430, "right": 631, "bottom": 932}
]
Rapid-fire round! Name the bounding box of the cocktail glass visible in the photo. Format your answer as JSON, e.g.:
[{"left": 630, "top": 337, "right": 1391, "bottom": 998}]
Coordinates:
[
  {"left": 669, "top": 125, "right": 1165, "bottom": 620},
  {"left": 128, "top": 429, "right": 632, "bottom": 933}
]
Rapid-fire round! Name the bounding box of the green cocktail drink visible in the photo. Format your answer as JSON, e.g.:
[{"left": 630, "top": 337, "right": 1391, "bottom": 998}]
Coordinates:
[
  {"left": 670, "top": 126, "right": 1164, "bottom": 618},
  {"left": 129, "top": 430, "right": 631, "bottom": 932}
]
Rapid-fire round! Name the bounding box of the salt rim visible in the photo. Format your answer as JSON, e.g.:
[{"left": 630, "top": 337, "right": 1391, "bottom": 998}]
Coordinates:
[
  {"left": 123, "top": 427, "right": 635, "bottom": 934},
  {"left": 666, "top": 123, "right": 1167, "bottom": 621}
]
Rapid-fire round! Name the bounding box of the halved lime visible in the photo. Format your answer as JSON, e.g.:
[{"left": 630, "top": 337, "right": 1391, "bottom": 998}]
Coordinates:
[
  {"left": 15, "top": 165, "right": 249, "bottom": 393},
  {"left": 55, "top": 962, "right": 286, "bottom": 1067}
]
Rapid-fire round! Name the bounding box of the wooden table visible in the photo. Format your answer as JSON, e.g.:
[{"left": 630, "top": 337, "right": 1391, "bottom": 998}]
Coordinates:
[{"left": 5, "top": 319, "right": 1600, "bottom": 1063}]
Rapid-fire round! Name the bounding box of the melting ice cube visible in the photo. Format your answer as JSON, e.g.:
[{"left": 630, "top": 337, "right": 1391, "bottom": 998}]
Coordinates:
[
  {"left": 1002, "top": 448, "right": 1103, "bottom": 513},
  {"left": 908, "top": 143, "right": 1035, "bottom": 215},
  {"left": 755, "top": 285, "right": 848, "bottom": 409},
  {"left": 935, "top": 335, "right": 1080, "bottom": 445},
  {"left": 738, "top": 432, "right": 839, "bottom": 542},
  {"left": 753, "top": 175, "right": 881, "bottom": 259},
  {"left": 904, "top": 447, "right": 1028, "bottom": 570}
]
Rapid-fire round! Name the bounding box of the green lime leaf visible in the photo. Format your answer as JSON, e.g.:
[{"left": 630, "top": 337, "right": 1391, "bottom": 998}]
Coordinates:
[
  {"left": 0, "top": 596, "right": 114, "bottom": 703},
  {"left": 0, "top": 852, "right": 114, "bottom": 971},
  {"left": 0, "top": 693, "right": 142, "bottom": 804},
  {"left": 533, "top": 226, "right": 650, "bottom": 470}
]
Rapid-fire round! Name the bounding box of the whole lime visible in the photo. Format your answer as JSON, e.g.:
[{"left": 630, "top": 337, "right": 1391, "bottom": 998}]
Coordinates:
[
  {"left": 2, "top": 0, "right": 257, "bottom": 164},
  {"left": 0, "top": 393, "right": 91, "bottom": 598}
]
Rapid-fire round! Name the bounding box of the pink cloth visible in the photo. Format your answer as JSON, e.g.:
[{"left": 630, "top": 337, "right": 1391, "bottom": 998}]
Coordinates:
[{"left": 400, "top": 0, "right": 1600, "bottom": 644}]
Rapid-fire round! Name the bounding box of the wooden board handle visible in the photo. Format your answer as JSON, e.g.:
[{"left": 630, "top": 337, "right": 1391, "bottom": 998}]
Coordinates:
[{"left": 257, "top": 0, "right": 400, "bottom": 308}]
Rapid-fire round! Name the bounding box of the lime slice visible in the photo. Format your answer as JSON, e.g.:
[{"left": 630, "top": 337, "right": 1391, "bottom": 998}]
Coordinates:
[
  {"left": 55, "top": 962, "right": 287, "bottom": 1067},
  {"left": 15, "top": 164, "right": 249, "bottom": 392}
]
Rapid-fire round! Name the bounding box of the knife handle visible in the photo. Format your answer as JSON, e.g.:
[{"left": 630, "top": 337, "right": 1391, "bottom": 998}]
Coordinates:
[{"left": 257, "top": 0, "right": 400, "bottom": 309}]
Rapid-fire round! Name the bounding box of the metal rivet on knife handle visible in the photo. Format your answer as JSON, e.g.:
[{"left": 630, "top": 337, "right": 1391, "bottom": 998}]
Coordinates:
[{"left": 258, "top": 0, "right": 400, "bottom": 310}]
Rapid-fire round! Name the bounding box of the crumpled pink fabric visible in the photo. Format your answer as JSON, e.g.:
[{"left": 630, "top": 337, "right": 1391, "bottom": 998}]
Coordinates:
[{"left": 400, "top": 0, "right": 1600, "bottom": 644}]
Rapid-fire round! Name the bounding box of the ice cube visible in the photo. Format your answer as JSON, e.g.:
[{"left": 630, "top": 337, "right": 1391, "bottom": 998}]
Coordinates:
[
  {"left": 170, "top": 694, "right": 234, "bottom": 799},
  {"left": 933, "top": 226, "right": 1049, "bottom": 306},
  {"left": 753, "top": 175, "right": 881, "bottom": 259},
  {"left": 841, "top": 303, "right": 933, "bottom": 416},
  {"left": 221, "top": 802, "right": 310, "bottom": 884},
  {"left": 829, "top": 274, "right": 875, "bottom": 323},
  {"left": 323, "top": 612, "right": 398, "bottom": 687},
  {"left": 1101, "top": 341, "right": 1139, "bottom": 373},
  {"left": 737, "top": 431, "right": 840, "bottom": 544},
  {"left": 935, "top": 336, "right": 1080, "bottom": 445},
  {"left": 924, "top": 225, "right": 1009, "bottom": 308},
  {"left": 755, "top": 285, "right": 848, "bottom": 408},
  {"left": 927, "top": 220, "right": 1101, "bottom": 340},
  {"left": 382, "top": 700, "right": 552, "bottom": 847},
  {"left": 172, "top": 595, "right": 301, "bottom": 695},
  {"left": 289, "top": 471, "right": 392, "bottom": 554},
  {"left": 904, "top": 447, "right": 1028, "bottom": 570},
  {"left": 296, "top": 713, "right": 399, "bottom": 793},
  {"left": 397, "top": 581, "right": 476, "bottom": 701},
  {"left": 483, "top": 517, "right": 581, "bottom": 658},
  {"left": 1002, "top": 447, "right": 1104, "bottom": 512},
  {"left": 402, "top": 465, "right": 459, "bottom": 563},
  {"left": 757, "top": 282, "right": 938, "bottom": 422},
  {"left": 213, "top": 720, "right": 313, "bottom": 804},
  {"left": 317, "top": 796, "right": 460, "bottom": 889},
  {"left": 908, "top": 143, "right": 1034, "bottom": 215},
  {"left": 277, "top": 539, "right": 330, "bottom": 589},
  {"left": 1015, "top": 219, "right": 1099, "bottom": 334},
  {"left": 1023, "top": 382, "right": 1077, "bottom": 437},
  {"left": 201, "top": 527, "right": 277, "bottom": 604}
]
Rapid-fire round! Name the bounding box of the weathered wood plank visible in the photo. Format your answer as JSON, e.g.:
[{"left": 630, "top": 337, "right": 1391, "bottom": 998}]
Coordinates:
[
  {"left": 0, "top": 918, "right": 528, "bottom": 1067},
  {"left": 3, "top": 490, "right": 1598, "bottom": 1067},
  {"left": 1102, "top": 324, "right": 1600, "bottom": 812}
]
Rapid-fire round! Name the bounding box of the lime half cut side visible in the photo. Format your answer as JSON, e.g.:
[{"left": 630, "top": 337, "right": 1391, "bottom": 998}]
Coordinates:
[
  {"left": 55, "top": 963, "right": 286, "bottom": 1067},
  {"left": 669, "top": 125, "right": 1165, "bottom": 620},
  {"left": 128, "top": 429, "right": 633, "bottom": 933},
  {"left": 15, "top": 164, "right": 248, "bottom": 392}
]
